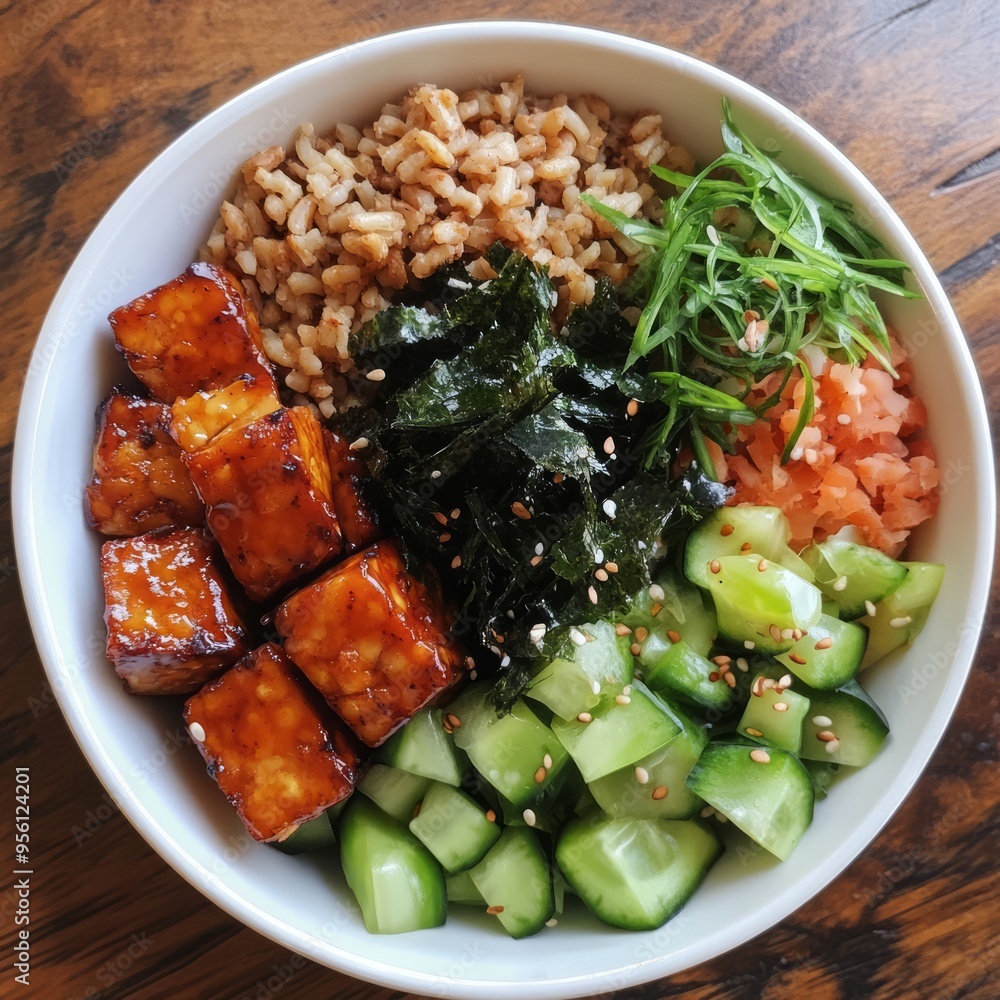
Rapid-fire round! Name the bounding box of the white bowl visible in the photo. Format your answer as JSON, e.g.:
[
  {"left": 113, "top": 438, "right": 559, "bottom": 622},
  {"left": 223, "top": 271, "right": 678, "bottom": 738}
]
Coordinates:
[{"left": 13, "top": 21, "right": 995, "bottom": 999}]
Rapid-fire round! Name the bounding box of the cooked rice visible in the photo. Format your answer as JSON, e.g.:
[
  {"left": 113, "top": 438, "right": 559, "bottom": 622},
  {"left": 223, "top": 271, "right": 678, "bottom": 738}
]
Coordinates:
[{"left": 200, "top": 75, "right": 692, "bottom": 416}]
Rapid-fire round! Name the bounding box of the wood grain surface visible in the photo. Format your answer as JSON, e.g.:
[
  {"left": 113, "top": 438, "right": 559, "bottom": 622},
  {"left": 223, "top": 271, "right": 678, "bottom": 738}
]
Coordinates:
[{"left": 1, "top": 1, "right": 998, "bottom": 998}]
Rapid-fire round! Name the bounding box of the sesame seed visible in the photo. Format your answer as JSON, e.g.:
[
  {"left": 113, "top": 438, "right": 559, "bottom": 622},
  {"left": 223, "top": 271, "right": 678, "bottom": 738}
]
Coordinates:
[
  {"left": 706, "top": 223, "right": 720, "bottom": 245},
  {"left": 865, "top": 600, "right": 878, "bottom": 618},
  {"left": 709, "top": 559, "right": 722, "bottom": 575},
  {"left": 812, "top": 715, "right": 833, "bottom": 727},
  {"left": 511, "top": 501, "right": 531, "bottom": 520},
  {"left": 758, "top": 558, "right": 769, "bottom": 572},
  {"left": 569, "top": 627, "right": 587, "bottom": 647},
  {"left": 451, "top": 555, "right": 462, "bottom": 569},
  {"left": 577, "top": 712, "right": 592, "bottom": 723},
  {"left": 500, "top": 654, "right": 510, "bottom": 668},
  {"left": 545, "top": 918, "right": 559, "bottom": 928},
  {"left": 716, "top": 812, "right": 729, "bottom": 824},
  {"left": 486, "top": 809, "right": 497, "bottom": 822},
  {"left": 724, "top": 671, "right": 737, "bottom": 688},
  {"left": 816, "top": 730, "right": 837, "bottom": 743},
  {"left": 487, "top": 904, "right": 505, "bottom": 915},
  {"left": 469, "top": 669, "right": 478, "bottom": 680},
  {"left": 529, "top": 623, "right": 547, "bottom": 644},
  {"left": 711, "top": 654, "right": 731, "bottom": 667},
  {"left": 450, "top": 507, "right": 461, "bottom": 519},
  {"left": 650, "top": 602, "right": 663, "bottom": 617},
  {"left": 534, "top": 766, "right": 547, "bottom": 784},
  {"left": 769, "top": 624, "right": 782, "bottom": 643},
  {"left": 591, "top": 680, "right": 601, "bottom": 695},
  {"left": 736, "top": 657, "right": 749, "bottom": 672},
  {"left": 530, "top": 554, "right": 543, "bottom": 567},
  {"left": 626, "top": 398, "right": 639, "bottom": 417},
  {"left": 534, "top": 542, "right": 544, "bottom": 555},
  {"left": 652, "top": 785, "right": 669, "bottom": 800},
  {"left": 815, "top": 636, "right": 833, "bottom": 650},
  {"left": 595, "top": 568, "right": 609, "bottom": 582},
  {"left": 348, "top": 436, "right": 369, "bottom": 451},
  {"left": 666, "top": 629, "right": 682, "bottom": 644},
  {"left": 837, "top": 413, "right": 852, "bottom": 425},
  {"left": 543, "top": 753, "right": 553, "bottom": 769},
  {"left": 615, "top": 623, "right": 632, "bottom": 637},
  {"left": 623, "top": 683, "right": 631, "bottom": 693},
  {"left": 490, "top": 644, "right": 501, "bottom": 656},
  {"left": 789, "top": 653, "right": 807, "bottom": 665},
  {"left": 720, "top": 523, "right": 735, "bottom": 536},
  {"left": 587, "top": 586, "right": 599, "bottom": 605},
  {"left": 523, "top": 809, "right": 537, "bottom": 827},
  {"left": 602, "top": 436, "right": 616, "bottom": 455},
  {"left": 630, "top": 642, "right": 642, "bottom": 656},
  {"left": 744, "top": 640, "right": 756, "bottom": 650},
  {"left": 708, "top": 671, "right": 720, "bottom": 682},
  {"left": 603, "top": 499, "right": 618, "bottom": 519},
  {"left": 188, "top": 721, "right": 206, "bottom": 742},
  {"left": 778, "top": 673, "right": 793, "bottom": 689},
  {"left": 825, "top": 739, "right": 841, "bottom": 754},
  {"left": 438, "top": 532, "right": 452, "bottom": 543},
  {"left": 594, "top": 547, "right": 604, "bottom": 564},
  {"left": 740, "top": 542, "right": 753, "bottom": 553},
  {"left": 751, "top": 677, "right": 765, "bottom": 697},
  {"left": 832, "top": 575, "right": 848, "bottom": 592},
  {"left": 745, "top": 727, "right": 763, "bottom": 737},
  {"left": 792, "top": 629, "right": 803, "bottom": 641},
  {"left": 366, "top": 368, "right": 386, "bottom": 381},
  {"left": 615, "top": 694, "right": 631, "bottom": 706},
  {"left": 465, "top": 656, "right": 476, "bottom": 669},
  {"left": 780, "top": 628, "right": 795, "bottom": 641},
  {"left": 773, "top": 701, "right": 789, "bottom": 712},
  {"left": 433, "top": 511, "right": 448, "bottom": 525},
  {"left": 634, "top": 766, "right": 649, "bottom": 784},
  {"left": 890, "top": 615, "right": 913, "bottom": 629},
  {"left": 634, "top": 626, "right": 649, "bottom": 643},
  {"left": 750, "top": 748, "right": 771, "bottom": 764},
  {"left": 553, "top": 473, "right": 564, "bottom": 484},
  {"left": 648, "top": 583, "right": 666, "bottom": 602},
  {"left": 431, "top": 470, "right": 442, "bottom": 479},
  {"left": 605, "top": 562, "right": 619, "bottom": 574}
]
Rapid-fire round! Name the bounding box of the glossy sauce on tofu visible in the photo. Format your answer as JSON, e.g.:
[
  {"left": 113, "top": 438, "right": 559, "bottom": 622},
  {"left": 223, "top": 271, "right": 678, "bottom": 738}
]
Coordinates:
[
  {"left": 102, "top": 526, "right": 249, "bottom": 694},
  {"left": 184, "top": 643, "right": 359, "bottom": 841},
  {"left": 85, "top": 389, "right": 205, "bottom": 536},
  {"left": 276, "top": 539, "right": 465, "bottom": 747},
  {"left": 109, "top": 262, "right": 276, "bottom": 403},
  {"left": 324, "top": 429, "right": 382, "bottom": 552}
]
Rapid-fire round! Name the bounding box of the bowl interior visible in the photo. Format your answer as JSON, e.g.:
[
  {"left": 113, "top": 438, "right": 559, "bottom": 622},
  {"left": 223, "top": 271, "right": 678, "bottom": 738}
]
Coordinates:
[{"left": 14, "top": 21, "right": 994, "bottom": 1000}]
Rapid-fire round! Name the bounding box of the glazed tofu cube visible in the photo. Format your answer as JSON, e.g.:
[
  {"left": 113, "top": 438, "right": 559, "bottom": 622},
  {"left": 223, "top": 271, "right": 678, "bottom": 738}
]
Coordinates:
[
  {"left": 85, "top": 389, "right": 205, "bottom": 536},
  {"left": 101, "top": 526, "right": 249, "bottom": 694},
  {"left": 324, "top": 429, "right": 382, "bottom": 552},
  {"left": 276, "top": 539, "right": 464, "bottom": 747},
  {"left": 183, "top": 643, "right": 360, "bottom": 842},
  {"left": 170, "top": 374, "right": 281, "bottom": 453},
  {"left": 109, "top": 262, "right": 275, "bottom": 403},
  {"left": 184, "top": 406, "right": 342, "bottom": 601}
]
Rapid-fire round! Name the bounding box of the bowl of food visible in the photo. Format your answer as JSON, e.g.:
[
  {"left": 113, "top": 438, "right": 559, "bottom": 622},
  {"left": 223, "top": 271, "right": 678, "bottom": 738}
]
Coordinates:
[{"left": 13, "top": 19, "right": 994, "bottom": 999}]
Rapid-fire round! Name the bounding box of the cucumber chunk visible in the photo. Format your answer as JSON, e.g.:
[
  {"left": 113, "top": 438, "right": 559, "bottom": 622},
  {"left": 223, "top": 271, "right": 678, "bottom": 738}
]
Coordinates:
[
  {"left": 736, "top": 676, "right": 811, "bottom": 753},
  {"left": 639, "top": 635, "right": 733, "bottom": 711},
  {"left": 706, "top": 554, "right": 823, "bottom": 654},
  {"left": 359, "top": 764, "right": 431, "bottom": 824},
  {"left": 527, "top": 620, "right": 633, "bottom": 721},
  {"left": 468, "top": 827, "right": 554, "bottom": 938},
  {"left": 685, "top": 739, "right": 814, "bottom": 860},
  {"left": 339, "top": 796, "right": 447, "bottom": 934},
  {"left": 802, "top": 539, "right": 908, "bottom": 620},
  {"left": 685, "top": 505, "right": 814, "bottom": 589},
  {"left": 550, "top": 679, "right": 685, "bottom": 783},
  {"left": 271, "top": 810, "right": 337, "bottom": 854},
  {"left": 556, "top": 815, "right": 722, "bottom": 931},
  {"left": 798, "top": 680, "right": 889, "bottom": 767},
  {"left": 588, "top": 714, "right": 708, "bottom": 820},
  {"left": 446, "top": 868, "right": 485, "bottom": 905},
  {"left": 377, "top": 706, "right": 468, "bottom": 787},
  {"left": 775, "top": 613, "right": 867, "bottom": 689},
  {"left": 450, "top": 687, "right": 569, "bottom": 807},
  {"left": 625, "top": 572, "right": 718, "bottom": 656},
  {"left": 858, "top": 561, "right": 945, "bottom": 668},
  {"left": 409, "top": 781, "right": 501, "bottom": 873}
]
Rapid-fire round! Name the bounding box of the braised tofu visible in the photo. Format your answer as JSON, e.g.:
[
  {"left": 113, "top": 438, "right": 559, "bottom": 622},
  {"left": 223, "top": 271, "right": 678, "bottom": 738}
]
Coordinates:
[
  {"left": 85, "top": 389, "right": 205, "bottom": 536},
  {"left": 184, "top": 643, "right": 360, "bottom": 842},
  {"left": 184, "top": 406, "right": 342, "bottom": 601},
  {"left": 109, "top": 262, "right": 275, "bottom": 403},
  {"left": 101, "top": 527, "right": 249, "bottom": 694},
  {"left": 324, "top": 429, "right": 382, "bottom": 552},
  {"left": 276, "top": 539, "right": 464, "bottom": 747},
  {"left": 170, "top": 374, "right": 281, "bottom": 453}
]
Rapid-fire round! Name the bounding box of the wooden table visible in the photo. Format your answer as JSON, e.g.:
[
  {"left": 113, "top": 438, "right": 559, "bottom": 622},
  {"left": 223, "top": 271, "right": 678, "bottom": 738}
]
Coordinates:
[{"left": 2, "top": 2, "right": 997, "bottom": 997}]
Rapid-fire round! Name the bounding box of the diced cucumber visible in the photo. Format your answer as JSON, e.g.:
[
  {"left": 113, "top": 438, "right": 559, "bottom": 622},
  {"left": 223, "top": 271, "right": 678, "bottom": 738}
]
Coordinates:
[
  {"left": 271, "top": 810, "right": 337, "bottom": 854},
  {"left": 359, "top": 764, "right": 431, "bottom": 824},
  {"left": 450, "top": 686, "right": 569, "bottom": 807},
  {"left": 859, "top": 561, "right": 945, "bottom": 668},
  {"left": 377, "top": 706, "right": 467, "bottom": 787},
  {"left": 775, "top": 613, "right": 867, "bottom": 689},
  {"left": 736, "top": 676, "right": 811, "bottom": 753},
  {"left": 550, "top": 679, "right": 685, "bottom": 783},
  {"left": 639, "top": 635, "right": 733, "bottom": 712},
  {"left": 625, "top": 571, "right": 718, "bottom": 656},
  {"left": 685, "top": 505, "right": 814, "bottom": 589},
  {"left": 685, "top": 739, "right": 814, "bottom": 860},
  {"left": 707, "top": 554, "right": 823, "bottom": 654},
  {"left": 555, "top": 816, "right": 722, "bottom": 931},
  {"left": 446, "top": 868, "right": 485, "bottom": 905},
  {"left": 798, "top": 680, "right": 889, "bottom": 767},
  {"left": 409, "top": 781, "right": 501, "bottom": 873},
  {"left": 339, "top": 795, "right": 447, "bottom": 934},
  {"left": 588, "top": 714, "right": 707, "bottom": 820},
  {"left": 802, "top": 539, "right": 908, "bottom": 620},
  {"left": 527, "top": 620, "right": 633, "bottom": 721},
  {"left": 468, "top": 827, "right": 554, "bottom": 938}
]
